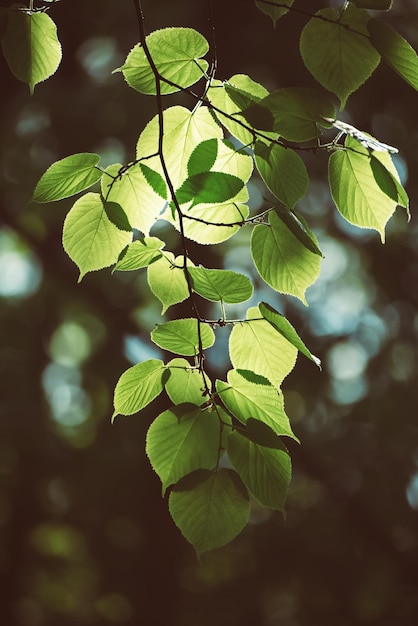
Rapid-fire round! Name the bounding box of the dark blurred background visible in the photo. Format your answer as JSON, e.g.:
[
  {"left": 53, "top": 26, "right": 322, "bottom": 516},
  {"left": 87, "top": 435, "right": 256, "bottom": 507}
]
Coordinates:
[{"left": 1, "top": 0, "right": 418, "bottom": 624}]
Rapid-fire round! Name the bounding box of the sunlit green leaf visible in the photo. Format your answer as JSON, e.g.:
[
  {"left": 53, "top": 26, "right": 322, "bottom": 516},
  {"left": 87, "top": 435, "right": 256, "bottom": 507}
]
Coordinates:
[
  {"left": 228, "top": 430, "right": 291, "bottom": 511},
  {"left": 255, "top": 0, "right": 295, "bottom": 26},
  {"left": 368, "top": 18, "right": 418, "bottom": 91},
  {"left": 63, "top": 193, "right": 131, "bottom": 281},
  {"left": 188, "top": 267, "right": 253, "bottom": 303},
  {"left": 175, "top": 171, "right": 245, "bottom": 209},
  {"left": 169, "top": 468, "right": 250, "bottom": 556},
  {"left": 328, "top": 136, "right": 404, "bottom": 241},
  {"left": 1, "top": 9, "right": 61, "bottom": 93},
  {"left": 254, "top": 141, "right": 309, "bottom": 208},
  {"left": 274, "top": 205, "right": 323, "bottom": 257},
  {"left": 117, "top": 27, "right": 209, "bottom": 95},
  {"left": 112, "top": 359, "right": 166, "bottom": 419},
  {"left": 114, "top": 237, "right": 164, "bottom": 272},
  {"left": 229, "top": 306, "right": 298, "bottom": 389},
  {"left": 146, "top": 403, "right": 220, "bottom": 494},
  {"left": 251, "top": 211, "right": 321, "bottom": 304},
  {"left": 165, "top": 358, "right": 211, "bottom": 406},
  {"left": 32, "top": 153, "right": 102, "bottom": 203},
  {"left": 259, "top": 302, "right": 321, "bottom": 367},
  {"left": 151, "top": 319, "right": 215, "bottom": 356},
  {"left": 216, "top": 369, "right": 297, "bottom": 439},
  {"left": 147, "top": 253, "right": 191, "bottom": 314},
  {"left": 300, "top": 6, "right": 380, "bottom": 108}
]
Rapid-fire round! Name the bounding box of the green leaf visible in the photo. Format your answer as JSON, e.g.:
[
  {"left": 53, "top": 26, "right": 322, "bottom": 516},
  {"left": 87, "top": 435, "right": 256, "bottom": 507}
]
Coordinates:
[
  {"left": 251, "top": 211, "right": 322, "bottom": 304},
  {"left": 241, "top": 87, "right": 335, "bottom": 141},
  {"left": 351, "top": 0, "right": 392, "bottom": 9},
  {"left": 169, "top": 469, "right": 250, "bottom": 556},
  {"left": 101, "top": 164, "right": 164, "bottom": 237},
  {"left": 299, "top": 6, "right": 380, "bottom": 108},
  {"left": 188, "top": 267, "right": 253, "bottom": 303},
  {"left": 175, "top": 171, "right": 245, "bottom": 209},
  {"left": 328, "top": 136, "right": 403, "bottom": 241},
  {"left": 187, "top": 139, "right": 218, "bottom": 176},
  {"left": 1, "top": 10, "right": 61, "bottom": 93},
  {"left": 165, "top": 358, "right": 211, "bottom": 406},
  {"left": 117, "top": 27, "right": 209, "bottom": 95},
  {"left": 274, "top": 205, "right": 323, "bottom": 257},
  {"left": 63, "top": 193, "right": 131, "bottom": 281},
  {"left": 104, "top": 202, "right": 132, "bottom": 232},
  {"left": 255, "top": 0, "right": 295, "bottom": 27},
  {"left": 259, "top": 302, "right": 321, "bottom": 367},
  {"left": 216, "top": 369, "right": 297, "bottom": 440},
  {"left": 254, "top": 141, "right": 309, "bottom": 208},
  {"left": 207, "top": 74, "right": 269, "bottom": 145},
  {"left": 369, "top": 154, "right": 409, "bottom": 210},
  {"left": 228, "top": 430, "right": 291, "bottom": 511},
  {"left": 114, "top": 237, "right": 164, "bottom": 272},
  {"left": 139, "top": 164, "right": 167, "bottom": 199},
  {"left": 229, "top": 306, "right": 298, "bottom": 389},
  {"left": 32, "top": 153, "right": 102, "bottom": 203},
  {"left": 151, "top": 319, "right": 215, "bottom": 356},
  {"left": 146, "top": 403, "right": 220, "bottom": 495},
  {"left": 368, "top": 18, "right": 418, "bottom": 91},
  {"left": 112, "top": 359, "right": 166, "bottom": 419},
  {"left": 147, "top": 253, "right": 191, "bottom": 314}
]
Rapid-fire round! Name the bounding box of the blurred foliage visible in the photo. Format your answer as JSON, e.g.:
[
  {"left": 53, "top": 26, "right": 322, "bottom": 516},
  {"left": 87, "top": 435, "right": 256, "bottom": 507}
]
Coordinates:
[{"left": 1, "top": 0, "right": 418, "bottom": 624}]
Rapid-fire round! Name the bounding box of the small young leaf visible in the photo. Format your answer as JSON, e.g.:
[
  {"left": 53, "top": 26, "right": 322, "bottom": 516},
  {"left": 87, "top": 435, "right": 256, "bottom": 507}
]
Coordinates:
[
  {"left": 255, "top": 0, "right": 295, "bottom": 27},
  {"left": 114, "top": 237, "right": 164, "bottom": 272},
  {"left": 33, "top": 153, "right": 102, "bottom": 203},
  {"left": 368, "top": 18, "right": 418, "bottom": 91},
  {"left": 274, "top": 206, "right": 323, "bottom": 257},
  {"left": 1, "top": 10, "right": 61, "bottom": 93},
  {"left": 188, "top": 267, "right": 253, "bottom": 303},
  {"left": 299, "top": 6, "right": 380, "bottom": 108},
  {"left": 254, "top": 141, "right": 309, "bottom": 208},
  {"left": 187, "top": 139, "right": 218, "bottom": 176},
  {"left": 146, "top": 403, "right": 220, "bottom": 495},
  {"left": 216, "top": 369, "right": 298, "bottom": 440},
  {"left": 104, "top": 202, "right": 132, "bottom": 232},
  {"left": 228, "top": 430, "right": 291, "bottom": 511},
  {"left": 169, "top": 468, "right": 250, "bottom": 556},
  {"left": 147, "top": 253, "right": 191, "bottom": 314},
  {"left": 112, "top": 359, "right": 166, "bottom": 419},
  {"left": 165, "top": 358, "right": 211, "bottom": 406},
  {"left": 139, "top": 164, "right": 168, "bottom": 199},
  {"left": 117, "top": 27, "right": 209, "bottom": 95},
  {"left": 229, "top": 306, "right": 298, "bottom": 389},
  {"left": 63, "top": 193, "right": 131, "bottom": 281},
  {"left": 251, "top": 211, "right": 322, "bottom": 304},
  {"left": 259, "top": 302, "right": 321, "bottom": 367},
  {"left": 175, "top": 171, "right": 245, "bottom": 208},
  {"left": 151, "top": 319, "right": 215, "bottom": 356}
]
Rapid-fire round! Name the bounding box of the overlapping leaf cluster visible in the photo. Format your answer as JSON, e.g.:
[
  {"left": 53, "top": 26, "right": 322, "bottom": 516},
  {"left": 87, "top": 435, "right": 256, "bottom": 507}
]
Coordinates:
[{"left": 25, "top": 0, "right": 418, "bottom": 554}]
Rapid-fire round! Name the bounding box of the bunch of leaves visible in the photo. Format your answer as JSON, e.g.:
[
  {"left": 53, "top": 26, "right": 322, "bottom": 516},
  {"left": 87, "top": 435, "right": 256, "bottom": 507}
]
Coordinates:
[{"left": 19, "top": 0, "right": 418, "bottom": 554}]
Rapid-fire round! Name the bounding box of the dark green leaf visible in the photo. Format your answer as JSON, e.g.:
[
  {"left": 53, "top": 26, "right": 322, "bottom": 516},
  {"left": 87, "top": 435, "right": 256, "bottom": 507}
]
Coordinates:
[
  {"left": 274, "top": 206, "right": 323, "bottom": 257},
  {"left": 187, "top": 139, "right": 218, "bottom": 176},
  {"left": 139, "top": 164, "right": 168, "bottom": 199},
  {"left": 104, "top": 202, "right": 132, "bottom": 232},
  {"left": 175, "top": 171, "right": 245, "bottom": 208},
  {"left": 255, "top": 0, "right": 294, "bottom": 27}
]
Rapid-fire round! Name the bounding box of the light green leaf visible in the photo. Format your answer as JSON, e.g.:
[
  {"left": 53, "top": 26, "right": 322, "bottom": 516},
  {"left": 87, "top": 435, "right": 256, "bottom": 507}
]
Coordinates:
[
  {"left": 241, "top": 87, "right": 335, "bottom": 141},
  {"left": 188, "top": 267, "right": 253, "bottom": 303},
  {"left": 328, "top": 136, "right": 402, "bottom": 241},
  {"left": 63, "top": 193, "right": 131, "bottom": 281},
  {"left": 229, "top": 306, "right": 298, "bottom": 389},
  {"left": 114, "top": 237, "right": 164, "bottom": 272},
  {"left": 251, "top": 211, "right": 321, "bottom": 304},
  {"left": 187, "top": 139, "right": 218, "bottom": 176},
  {"left": 368, "top": 18, "right": 418, "bottom": 91},
  {"left": 1, "top": 10, "right": 61, "bottom": 93},
  {"left": 228, "top": 430, "right": 291, "bottom": 511},
  {"left": 299, "top": 6, "right": 380, "bottom": 108},
  {"left": 259, "top": 302, "right": 321, "bottom": 367},
  {"left": 169, "top": 468, "right": 250, "bottom": 556},
  {"left": 151, "top": 319, "right": 215, "bottom": 356},
  {"left": 32, "top": 153, "right": 102, "bottom": 203},
  {"left": 255, "top": 0, "right": 295, "bottom": 27},
  {"left": 254, "top": 141, "right": 309, "bottom": 208},
  {"left": 139, "top": 164, "right": 167, "bottom": 199},
  {"left": 165, "top": 358, "right": 211, "bottom": 406},
  {"left": 216, "top": 369, "right": 297, "bottom": 440},
  {"left": 207, "top": 74, "right": 270, "bottom": 145},
  {"left": 147, "top": 253, "right": 191, "bottom": 314},
  {"left": 136, "top": 106, "right": 223, "bottom": 192},
  {"left": 112, "top": 359, "right": 166, "bottom": 419},
  {"left": 351, "top": 0, "right": 392, "bottom": 9},
  {"left": 146, "top": 403, "right": 220, "bottom": 495},
  {"left": 175, "top": 171, "right": 245, "bottom": 209},
  {"left": 117, "top": 27, "right": 209, "bottom": 95},
  {"left": 101, "top": 164, "right": 165, "bottom": 236}
]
